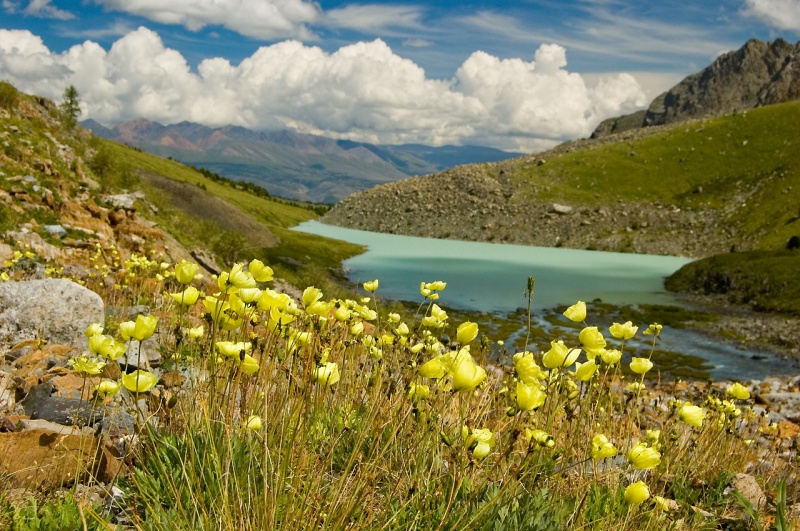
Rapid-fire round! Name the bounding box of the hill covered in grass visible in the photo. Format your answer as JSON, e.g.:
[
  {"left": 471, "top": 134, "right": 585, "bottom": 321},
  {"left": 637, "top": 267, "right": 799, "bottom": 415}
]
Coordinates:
[{"left": 0, "top": 81, "right": 362, "bottom": 294}]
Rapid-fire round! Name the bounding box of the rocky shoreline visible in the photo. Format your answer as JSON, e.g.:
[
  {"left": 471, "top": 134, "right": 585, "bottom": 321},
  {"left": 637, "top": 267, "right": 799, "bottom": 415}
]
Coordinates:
[{"left": 670, "top": 292, "right": 800, "bottom": 363}]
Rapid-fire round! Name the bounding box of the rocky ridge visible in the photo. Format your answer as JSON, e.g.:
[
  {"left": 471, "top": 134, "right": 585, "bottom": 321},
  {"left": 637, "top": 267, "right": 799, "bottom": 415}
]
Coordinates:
[{"left": 593, "top": 38, "right": 800, "bottom": 137}]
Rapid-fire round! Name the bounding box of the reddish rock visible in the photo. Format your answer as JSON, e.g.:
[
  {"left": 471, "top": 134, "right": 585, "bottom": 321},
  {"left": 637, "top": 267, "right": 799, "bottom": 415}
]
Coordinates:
[
  {"left": 0, "top": 428, "right": 122, "bottom": 490},
  {"left": 49, "top": 373, "right": 102, "bottom": 400}
]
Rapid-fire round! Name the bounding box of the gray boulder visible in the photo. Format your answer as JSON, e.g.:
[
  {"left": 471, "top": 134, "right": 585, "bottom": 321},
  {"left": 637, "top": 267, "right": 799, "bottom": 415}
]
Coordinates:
[{"left": 0, "top": 279, "right": 104, "bottom": 350}]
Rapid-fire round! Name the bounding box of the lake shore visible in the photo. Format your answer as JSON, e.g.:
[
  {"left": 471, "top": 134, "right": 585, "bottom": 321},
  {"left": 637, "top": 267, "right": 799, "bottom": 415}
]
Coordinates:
[{"left": 671, "top": 292, "right": 800, "bottom": 365}]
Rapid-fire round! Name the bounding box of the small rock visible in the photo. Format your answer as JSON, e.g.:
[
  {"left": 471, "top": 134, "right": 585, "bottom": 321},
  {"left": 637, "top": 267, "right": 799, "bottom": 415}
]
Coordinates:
[
  {"left": 103, "top": 192, "right": 143, "bottom": 210},
  {"left": 44, "top": 224, "right": 67, "bottom": 238},
  {"left": 727, "top": 473, "right": 766, "bottom": 511},
  {"left": 0, "top": 279, "right": 104, "bottom": 350},
  {"left": 160, "top": 371, "right": 186, "bottom": 388},
  {"left": 119, "top": 339, "right": 162, "bottom": 370},
  {"left": 20, "top": 382, "right": 104, "bottom": 427},
  {"left": 547, "top": 203, "right": 573, "bottom": 215}
]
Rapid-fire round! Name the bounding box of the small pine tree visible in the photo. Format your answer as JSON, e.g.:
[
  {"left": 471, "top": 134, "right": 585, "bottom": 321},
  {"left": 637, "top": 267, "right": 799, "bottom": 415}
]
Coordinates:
[{"left": 59, "top": 85, "right": 80, "bottom": 128}]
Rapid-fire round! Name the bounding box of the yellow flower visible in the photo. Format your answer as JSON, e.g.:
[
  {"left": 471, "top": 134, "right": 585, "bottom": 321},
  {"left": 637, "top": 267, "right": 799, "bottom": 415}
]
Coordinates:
[
  {"left": 119, "top": 320, "right": 136, "bottom": 341},
  {"left": 245, "top": 415, "right": 263, "bottom": 431},
  {"left": 678, "top": 403, "right": 706, "bottom": 428},
  {"left": 627, "top": 442, "right": 661, "bottom": 470},
  {"left": 579, "top": 326, "right": 606, "bottom": 355},
  {"left": 227, "top": 262, "right": 256, "bottom": 289},
  {"left": 99, "top": 337, "right": 126, "bottom": 361},
  {"left": 334, "top": 306, "right": 352, "bottom": 322},
  {"left": 94, "top": 380, "right": 120, "bottom": 398},
  {"left": 0, "top": 272, "right": 9, "bottom": 282},
  {"left": 645, "top": 429, "right": 661, "bottom": 447},
  {"left": 456, "top": 321, "right": 479, "bottom": 345},
  {"left": 525, "top": 429, "right": 554, "bottom": 449},
  {"left": 237, "top": 287, "right": 262, "bottom": 304},
  {"left": 627, "top": 382, "right": 646, "bottom": 392},
  {"left": 216, "top": 341, "right": 252, "bottom": 359},
  {"left": 450, "top": 349, "right": 486, "bottom": 391},
  {"left": 302, "top": 286, "right": 323, "bottom": 309},
  {"left": 463, "top": 427, "right": 495, "bottom": 459},
  {"left": 239, "top": 354, "right": 260, "bottom": 375},
  {"left": 248, "top": 259, "right": 273, "bottom": 282},
  {"left": 312, "top": 362, "right": 341, "bottom": 386},
  {"left": 132, "top": 314, "right": 158, "bottom": 341},
  {"left": 363, "top": 279, "right": 379, "bottom": 292},
  {"left": 563, "top": 301, "right": 586, "bottom": 322},
  {"left": 726, "top": 382, "right": 751, "bottom": 400},
  {"left": 624, "top": 481, "right": 650, "bottom": 505},
  {"left": 349, "top": 321, "right": 364, "bottom": 336},
  {"left": 407, "top": 383, "right": 430, "bottom": 403},
  {"left": 186, "top": 325, "right": 204, "bottom": 339},
  {"left": 600, "top": 348, "right": 621, "bottom": 365},
  {"left": 84, "top": 322, "right": 104, "bottom": 338},
  {"left": 516, "top": 381, "right": 547, "bottom": 411},
  {"left": 394, "top": 322, "right": 410, "bottom": 337},
  {"left": 609, "top": 321, "right": 638, "bottom": 339},
  {"left": 69, "top": 355, "right": 106, "bottom": 375},
  {"left": 88, "top": 333, "right": 109, "bottom": 356},
  {"left": 574, "top": 359, "right": 598, "bottom": 381},
  {"left": 542, "top": 340, "right": 580, "bottom": 369},
  {"left": 420, "top": 281, "right": 446, "bottom": 299},
  {"left": 306, "top": 299, "right": 333, "bottom": 316},
  {"left": 121, "top": 370, "right": 158, "bottom": 393},
  {"left": 174, "top": 260, "right": 199, "bottom": 285},
  {"left": 643, "top": 323, "right": 663, "bottom": 336},
  {"left": 513, "top": 351, "right": 547, "bottom": 384},
  {"left": 590, "top": 434, "right": 617, "bottom": 460},
  {"left": 387, "top": 313, "right": 401, "bottom": 323},
  {"left": 169, "top": 286, "right": 200, "bottom": 306},
  {"left": 653, "top": 496, "right": 671, "bottom": 511},
  {"left": 629, "top": 357, "right": 653, "bottom": 375}
]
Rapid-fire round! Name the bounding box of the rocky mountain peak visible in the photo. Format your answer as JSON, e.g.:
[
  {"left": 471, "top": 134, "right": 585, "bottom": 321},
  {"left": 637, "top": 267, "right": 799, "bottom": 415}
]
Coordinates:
[{"left": 593, "top": 38, "right": 800, "bottom": 137}]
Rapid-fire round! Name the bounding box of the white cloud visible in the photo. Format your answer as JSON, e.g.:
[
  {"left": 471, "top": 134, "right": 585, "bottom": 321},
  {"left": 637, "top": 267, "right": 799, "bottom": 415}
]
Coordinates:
[
  {"left": 324, "top": 5, "right": 425, "bottom": 33},
  {"left": 402, "top": 38, "right": 433, "bottom": 48},
  {"left": 742, "top": 0, "right": 800, "bottom": 32},
  {"left": 0, "top": 28, "right": 647, "bottom": 151},
  {"left": 3, "top": 0, "right": 74, "bottom": 18},
  {"left": 93, "top": 0, "right": 320, "bottom": 39},
  {"left": 24, "top": 0, "right": 75, "bottom": 19}
]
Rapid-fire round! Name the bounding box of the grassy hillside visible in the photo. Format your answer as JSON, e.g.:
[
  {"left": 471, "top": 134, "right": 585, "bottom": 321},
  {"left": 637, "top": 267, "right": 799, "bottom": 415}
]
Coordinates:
[
  {"left": 0, "top": 81, "right": 362, "bottom": 294},
  {"left": 92, "top": 138, "right": 364, "bottom": 289},
  {"left": 665, "top": 250, "right": 800, "bottom": 315},
  {"left": 505, "top": 101, "right": 800, "bottom": 251}
]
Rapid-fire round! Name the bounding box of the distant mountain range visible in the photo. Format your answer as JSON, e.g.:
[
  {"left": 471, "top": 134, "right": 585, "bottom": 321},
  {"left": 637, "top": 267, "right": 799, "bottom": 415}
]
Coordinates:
[{"left": 82, "top": 118, "right": 521, "bottom": 203}]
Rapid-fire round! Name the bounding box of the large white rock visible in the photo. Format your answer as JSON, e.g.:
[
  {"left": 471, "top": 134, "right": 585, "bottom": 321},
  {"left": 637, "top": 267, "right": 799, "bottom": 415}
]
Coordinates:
[{"left": 0, "top": 279, "right": 104, "bottom": 350}]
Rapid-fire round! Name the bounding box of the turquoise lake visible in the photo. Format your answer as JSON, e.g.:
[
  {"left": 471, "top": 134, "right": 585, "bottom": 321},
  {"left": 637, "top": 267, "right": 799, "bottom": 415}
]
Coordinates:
[{"left": 293, "top": 221, "right": 792, "bottom": 379}]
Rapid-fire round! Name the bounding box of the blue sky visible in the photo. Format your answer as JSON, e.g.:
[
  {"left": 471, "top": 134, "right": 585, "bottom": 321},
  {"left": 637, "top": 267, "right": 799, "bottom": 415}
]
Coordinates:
[{"left": 1, "top": 0, "right": 798, "bottom": 150}]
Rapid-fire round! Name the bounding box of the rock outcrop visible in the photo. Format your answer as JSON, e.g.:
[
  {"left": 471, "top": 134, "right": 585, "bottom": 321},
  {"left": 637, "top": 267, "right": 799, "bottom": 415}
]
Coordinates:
[
  {"left": 0, "top": 279, "right": 104, "bottom": 350},
  {"left": 593, "top": 38, "right": 800, "bottom": 137}
]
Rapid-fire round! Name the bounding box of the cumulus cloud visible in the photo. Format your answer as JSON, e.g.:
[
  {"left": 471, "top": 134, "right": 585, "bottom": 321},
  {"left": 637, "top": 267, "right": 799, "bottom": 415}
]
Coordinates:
[
  {"left": 0, "top": 27, "right": 647, "bottom": 151},
  {"left": 742, "top": 0, "right": 800, "bottom": 32},
  {"left": 93, "top": 0, "right": 320, "bottom": 39}
]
